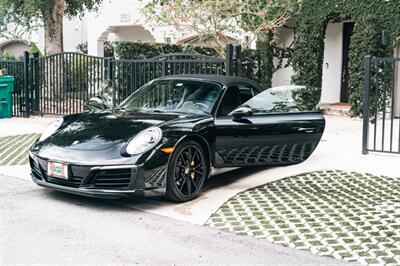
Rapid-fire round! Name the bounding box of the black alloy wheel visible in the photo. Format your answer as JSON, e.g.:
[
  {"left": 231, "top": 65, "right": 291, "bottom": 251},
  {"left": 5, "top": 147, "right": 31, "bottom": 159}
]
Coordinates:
[{"left": 166, "top": 140, "right": 208, "bottom": 202}]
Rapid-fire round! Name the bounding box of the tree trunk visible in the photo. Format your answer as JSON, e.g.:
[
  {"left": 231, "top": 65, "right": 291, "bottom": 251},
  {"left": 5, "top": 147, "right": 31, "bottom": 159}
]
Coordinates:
[
  {"left": 43, "top": 0, "right": 65, "bottom": 106},
  {"left": 43, "top": 0, "right": 65, "bottom": 55}
]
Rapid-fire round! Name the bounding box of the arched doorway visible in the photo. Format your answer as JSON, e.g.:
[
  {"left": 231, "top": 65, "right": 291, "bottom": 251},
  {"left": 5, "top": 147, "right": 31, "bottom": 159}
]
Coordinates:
[
  {"left": 320, "top": 21, "right": 354, "bottom": 104},
  {"left": 0, "top": 40, "right": 30, "bottom": 58},
  {"left": 94, "top": 25, "right": 156, "bottom": 57}
]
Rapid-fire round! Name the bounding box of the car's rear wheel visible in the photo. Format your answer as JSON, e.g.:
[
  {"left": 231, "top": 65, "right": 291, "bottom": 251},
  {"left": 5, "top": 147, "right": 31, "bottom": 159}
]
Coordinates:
[{"left": 166, "top": 140, "right": 208, "bottom": 202}]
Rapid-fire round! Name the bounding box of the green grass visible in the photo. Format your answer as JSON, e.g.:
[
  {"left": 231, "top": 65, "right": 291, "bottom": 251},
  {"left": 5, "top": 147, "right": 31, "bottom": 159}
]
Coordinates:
[{"left": 0, "top": 134, "right": 40, "bottom": 166}]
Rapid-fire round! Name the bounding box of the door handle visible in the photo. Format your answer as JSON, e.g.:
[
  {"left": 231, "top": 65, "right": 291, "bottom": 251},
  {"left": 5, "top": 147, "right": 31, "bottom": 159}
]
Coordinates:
[{"left": 298, "top": 127, "right": 316, "bottom": 133}]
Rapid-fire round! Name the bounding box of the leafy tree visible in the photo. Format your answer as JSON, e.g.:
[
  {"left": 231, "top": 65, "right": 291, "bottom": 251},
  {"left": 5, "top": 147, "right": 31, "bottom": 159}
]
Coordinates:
[
  {"left": 29, "top": 42, "right": 42, "bottom": 56},
  {"left": 0, "top": 10, "right": 36, "bottom": 42},
  {"left": 0, "top": 0, "right": 104, "bottom": 54},
  {"left": 142, "top": 0, "right": 301, "bottom": 48},
  {"left": 1, "top": 50, "right": 15, "bottom": 60}
]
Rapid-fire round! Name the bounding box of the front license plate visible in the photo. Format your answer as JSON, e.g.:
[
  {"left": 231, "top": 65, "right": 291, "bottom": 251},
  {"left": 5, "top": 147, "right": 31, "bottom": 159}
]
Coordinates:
[{"left": 48, "top": 162, "right": 69, "bottom": 180}]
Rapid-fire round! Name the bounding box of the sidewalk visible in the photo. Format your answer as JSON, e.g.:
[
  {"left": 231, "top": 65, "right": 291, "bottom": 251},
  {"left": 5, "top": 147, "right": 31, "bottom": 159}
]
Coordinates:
[
  {"left": 0, "top": 116, "right": 56, "bottom": 137},
  {"left": 0, "top": 115, "right": 399, "bottom": 225}
]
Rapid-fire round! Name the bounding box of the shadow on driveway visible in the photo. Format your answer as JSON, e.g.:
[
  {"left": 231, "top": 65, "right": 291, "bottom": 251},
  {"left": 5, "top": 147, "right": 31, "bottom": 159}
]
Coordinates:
[{"left": 42, "top": 166, "right": 269, "bottom": 210}]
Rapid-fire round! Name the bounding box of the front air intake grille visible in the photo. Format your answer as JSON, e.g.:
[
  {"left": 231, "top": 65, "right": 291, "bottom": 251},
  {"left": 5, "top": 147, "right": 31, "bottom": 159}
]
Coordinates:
[
  {"left": 46, "top": 175, "right": 84, "bottom": 188},
  {"left": 92, "top": 168, "right": 132, "bottom": 189}
]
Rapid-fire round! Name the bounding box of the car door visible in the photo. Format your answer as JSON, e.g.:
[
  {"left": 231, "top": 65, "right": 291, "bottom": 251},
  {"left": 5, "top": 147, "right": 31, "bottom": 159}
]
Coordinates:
[{"left": 214, "top": 87, "right": 325, "bottom": 167}]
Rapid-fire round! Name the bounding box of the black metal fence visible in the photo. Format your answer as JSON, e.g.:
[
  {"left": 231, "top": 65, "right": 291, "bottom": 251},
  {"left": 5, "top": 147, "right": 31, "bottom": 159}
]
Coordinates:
[
  {"left": 31, "top": 52, "right": 109, "bottom": 115},
  {"left": 112, "top": 55, "right": 226, "bottom": 103},
  {"left": 0, "top": 45, "right": 239, "bottom": 116},
  {"left": 362, "top": 56, "right": 400, "bottom": 154}
]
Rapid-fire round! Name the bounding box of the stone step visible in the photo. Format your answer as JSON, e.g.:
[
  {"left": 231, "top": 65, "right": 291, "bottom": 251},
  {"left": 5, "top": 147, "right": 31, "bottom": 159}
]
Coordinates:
[{"left": 320, "top": 103, "right": 351, "bottom": 117}]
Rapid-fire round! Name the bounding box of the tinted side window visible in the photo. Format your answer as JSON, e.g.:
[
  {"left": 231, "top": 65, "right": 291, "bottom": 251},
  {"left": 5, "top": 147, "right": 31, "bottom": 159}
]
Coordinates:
[
  {"left": 239, "top": 85, "right": 256, "bottom": 103},
  {"left": 239, "top": 89, "right": 300, "bottom": 114},
  {"left": 217, "top": 86, "right": 242, "bottom": 116}
]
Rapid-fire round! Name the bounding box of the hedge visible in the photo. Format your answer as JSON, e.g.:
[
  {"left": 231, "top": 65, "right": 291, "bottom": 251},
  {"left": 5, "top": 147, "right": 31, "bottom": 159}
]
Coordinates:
[{"left": 112, "top": 41, "right": 221, "bottom": 59}]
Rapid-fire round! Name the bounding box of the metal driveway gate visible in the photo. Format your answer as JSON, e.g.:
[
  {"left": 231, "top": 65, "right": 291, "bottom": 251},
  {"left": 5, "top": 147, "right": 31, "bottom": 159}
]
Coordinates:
[
  {"left": 362, "top": 56, "right": 400, "bottom": 154},
  {"left": 112, "top": 53, "right": 226, "bottom": 104},
  {"left": 30, "top": 52, "right": 109, "bottom": 115}
]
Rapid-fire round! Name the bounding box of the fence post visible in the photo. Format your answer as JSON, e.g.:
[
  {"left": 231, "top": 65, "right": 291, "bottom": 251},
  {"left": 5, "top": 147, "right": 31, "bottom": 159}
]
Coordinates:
[
  {"left": 234, "top": 44, "right": 242, "bottom": 76},
  {"left": 225, "top": 44, "right": 234, "bottom": 76},
  {"left": 362, "top": 55, "right": 372, "bottom": 155},
  {"left": 31, "top": 52, "right": 39, "bottom": 112},
  {"left": 106, "top": 57, "right": 113, "bottom": 81},
  {"left": 107, "top": 58, "right": 116, "bottom": 108},
  {"left": 23, "top": 51, "right": 30, "bottom": 117},
  {"left": 162, "top": 59, "right": 167, "bottom": 76}
]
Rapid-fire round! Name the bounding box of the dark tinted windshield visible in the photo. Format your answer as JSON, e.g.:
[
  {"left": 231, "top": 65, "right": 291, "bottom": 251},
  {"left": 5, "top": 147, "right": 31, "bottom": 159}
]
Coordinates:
[{"left": 119, "top": 79, "right": 222, "bottom": 114}]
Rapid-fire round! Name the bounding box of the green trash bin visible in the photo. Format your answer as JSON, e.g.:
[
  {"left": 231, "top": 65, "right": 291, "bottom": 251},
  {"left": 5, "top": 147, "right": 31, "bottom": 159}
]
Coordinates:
[{"left": 0, "top": 76, "right": 15, "bottom": 118}]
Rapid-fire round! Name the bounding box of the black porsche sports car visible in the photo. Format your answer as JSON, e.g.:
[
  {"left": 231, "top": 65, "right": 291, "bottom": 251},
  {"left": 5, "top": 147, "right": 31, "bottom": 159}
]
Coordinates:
[{"left": 29, "top": 75, "right": 325, "bottom": 202}]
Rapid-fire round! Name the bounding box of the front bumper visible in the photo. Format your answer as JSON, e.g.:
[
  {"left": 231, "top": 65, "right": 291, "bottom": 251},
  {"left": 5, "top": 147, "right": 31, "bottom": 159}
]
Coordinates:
[
  {"left": 32, "top": 177, "right": 142, "bottom": 199},
  {"left": 29, "top": 154, "right": 167, "bottom": 199}
]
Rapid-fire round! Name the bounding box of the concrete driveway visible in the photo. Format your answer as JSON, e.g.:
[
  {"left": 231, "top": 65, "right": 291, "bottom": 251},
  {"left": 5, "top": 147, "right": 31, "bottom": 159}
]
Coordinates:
[{"left": 0, "top": 115, "right": 399, "bottom": 225}]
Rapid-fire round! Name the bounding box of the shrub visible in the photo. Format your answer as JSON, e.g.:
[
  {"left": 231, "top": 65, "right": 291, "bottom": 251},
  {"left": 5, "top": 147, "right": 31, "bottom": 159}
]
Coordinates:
[
  {"left": 76, "top": 42, "right": 113, "bottom": 56},
  {"left": 1, "top": 50, "right": 16, "bottom": 60},
  {"left": 76, "top": 43, "right": 88, "bottom": 54},
  {"left": 293, "top": 86, "right": 322, "bottom": 111},
  {"left": 347, "top": 17, "right": 385, "bottom": 117},
  {"left": 29, "top": 42, "right": 42, "bottom": 57},
  {"left": 112, "top": 41, "right": 221, "bottom": 59},
  {"left": 64, "top": 56, "right": 91, "bottom": 94},
  {"left": 240, "top": 48, "right": 260, "bottom": 81}
]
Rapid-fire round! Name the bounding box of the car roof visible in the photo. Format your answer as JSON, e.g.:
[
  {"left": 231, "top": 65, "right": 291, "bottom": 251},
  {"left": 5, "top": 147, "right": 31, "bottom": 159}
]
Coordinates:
[{"left": 155, "top": 74, "right": 266, "bottom": 92}]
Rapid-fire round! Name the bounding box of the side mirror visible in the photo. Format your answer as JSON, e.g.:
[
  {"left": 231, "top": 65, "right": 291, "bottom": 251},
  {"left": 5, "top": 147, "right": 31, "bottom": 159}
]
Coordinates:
[
  {"left": 85, "top": 96, "right": 106, "bottom": 111},
  {"left": 232, "top": 106, "right": 253, "bottom": 120}
]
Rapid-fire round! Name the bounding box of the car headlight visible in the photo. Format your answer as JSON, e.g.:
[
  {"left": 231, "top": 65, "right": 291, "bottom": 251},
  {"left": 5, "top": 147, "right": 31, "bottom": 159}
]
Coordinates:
[
  {"left": 126, "top": 127, "right": 163, "bottom": 155},
  {"left": 39, "top": 119, "right": 64, "bottom": 142}
]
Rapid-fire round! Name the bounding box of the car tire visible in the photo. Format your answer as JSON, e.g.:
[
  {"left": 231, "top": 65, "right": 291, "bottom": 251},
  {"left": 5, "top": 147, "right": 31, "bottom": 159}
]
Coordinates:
[{"left": 166, "top": 140, "right": 209, "bottom": 202}]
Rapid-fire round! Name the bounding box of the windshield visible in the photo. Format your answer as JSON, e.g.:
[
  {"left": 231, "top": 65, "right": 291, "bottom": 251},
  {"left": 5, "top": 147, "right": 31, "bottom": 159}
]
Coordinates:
[{"left": 119, "top": 79, "right": 222, "bottom": 115}]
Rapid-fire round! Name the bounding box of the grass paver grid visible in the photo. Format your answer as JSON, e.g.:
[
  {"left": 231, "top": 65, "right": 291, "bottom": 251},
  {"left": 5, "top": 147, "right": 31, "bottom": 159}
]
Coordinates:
[
  {"left": 206, "top": 170, "right": 400, "bottom": 265},
  {"left": 0, "top": 134, "right": 40, "bottom": 166}
]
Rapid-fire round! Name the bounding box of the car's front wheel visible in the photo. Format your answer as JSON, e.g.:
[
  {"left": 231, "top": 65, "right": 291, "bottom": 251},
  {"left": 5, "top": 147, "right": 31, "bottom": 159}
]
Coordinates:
[{"left": 166, "top": 140, "right": 208, "bottom": 202}]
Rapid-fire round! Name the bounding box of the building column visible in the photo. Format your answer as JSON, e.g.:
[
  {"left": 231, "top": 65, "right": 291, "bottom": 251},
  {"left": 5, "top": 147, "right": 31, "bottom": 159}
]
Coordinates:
[{"left": 97, "top": 37, "right": 107, "bottom": 57}]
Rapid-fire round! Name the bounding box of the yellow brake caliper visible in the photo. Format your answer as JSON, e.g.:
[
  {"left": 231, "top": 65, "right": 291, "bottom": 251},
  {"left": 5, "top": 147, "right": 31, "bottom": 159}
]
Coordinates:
[{"left": 190, "top": 160, "right": 195, "bottom": 180}]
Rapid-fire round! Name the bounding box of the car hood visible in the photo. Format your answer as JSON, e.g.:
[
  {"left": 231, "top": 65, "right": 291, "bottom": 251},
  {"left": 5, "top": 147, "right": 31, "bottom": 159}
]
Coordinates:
[{"left": 48, "top": 110, "right": 185, "bottom": 151}]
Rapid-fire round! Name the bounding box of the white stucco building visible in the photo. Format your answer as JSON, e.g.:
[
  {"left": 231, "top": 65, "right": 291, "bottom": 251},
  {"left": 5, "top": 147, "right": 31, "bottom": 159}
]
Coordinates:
[{"left": 270, "top": 19, "right": 357, "bottom": 105}]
